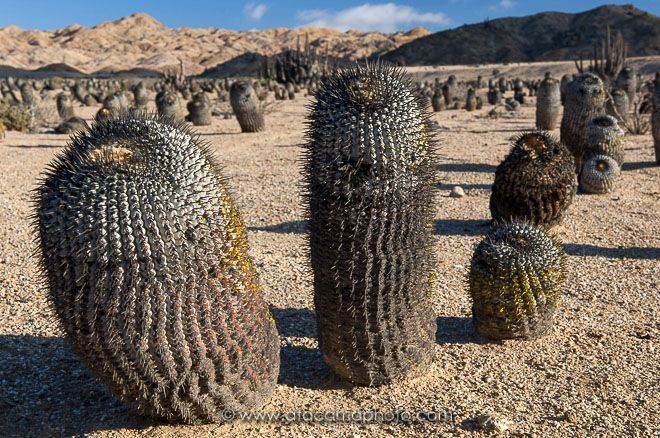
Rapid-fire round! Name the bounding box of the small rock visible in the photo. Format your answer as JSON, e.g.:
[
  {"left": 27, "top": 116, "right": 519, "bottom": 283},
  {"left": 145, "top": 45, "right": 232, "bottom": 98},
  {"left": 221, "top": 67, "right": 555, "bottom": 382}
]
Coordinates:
[
  {"left": 450, "top": 186, "right": 465, "bottom": 198},
  {"left": 475, "top": 414, "right": 511, "bottom": 434}
]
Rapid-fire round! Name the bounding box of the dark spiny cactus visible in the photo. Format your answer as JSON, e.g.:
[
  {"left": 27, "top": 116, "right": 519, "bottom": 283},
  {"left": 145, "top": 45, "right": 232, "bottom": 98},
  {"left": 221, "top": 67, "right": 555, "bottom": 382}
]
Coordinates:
[
  {"left": 56, "top": 93, "right": 75, "bottom": 120},
  {"left": 230, "top": 81, "right": 265, "bottom": 133},
  {"left": 35, "top": 114, "right": 280, "bottom": 424},
  {"left": 469, "top": 221, "right": 566, "bottom": 340},
  {"left": 55, "top": 116, "right": 88, "bottom": 134},
  {"left": 560, "top": 73, "right": 605, "bottom": 171},
  {"left": 559, "top": 74, "right": 573, "bottom": 106},
  {"left": 443, "top": 75, "right": 457, "bottom": 106},
  {"left": 490, "top": 131, "right": 577, "bottom": 227},
  {"left": 83, "top": 94, "right": 98, "bottom": 107},
  {"left": 155, "top": 90, "right": 183, "bottom": 122},
  {"left": 487, "top": 87, "right": 501, "bottom": 105},
  {"left": 584, "top": 115, "right": 625, "bottom": 165},
  {"left": 653, "top": 73, "right": 660, "bottom": 165},
  {"left": 580, "top": 154, "right": 620, "bottom": 194},
  {"left": 536, "top": 77, "right": 560, "bottom": 130},
  {"left": 304, "top": 63, "right": 437, "bottom": 386},
  {"left": 465, "top": 88, "right": 477, "bottom": 111},
  {"left": 20, "top": 82, "right": 36, "bottom": 108},
  {"left": 187, "top": 92, "right": 213, "bottom": 126}
]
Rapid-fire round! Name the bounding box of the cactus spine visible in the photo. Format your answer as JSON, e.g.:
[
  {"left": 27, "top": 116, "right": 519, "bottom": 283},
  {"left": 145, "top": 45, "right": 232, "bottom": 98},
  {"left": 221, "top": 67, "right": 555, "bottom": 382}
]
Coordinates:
[
  {"left": 304, "top": 63, "right": 437, "bottom": 386},
  {"left": 35, "top": 114, "right": 280, "bottom": 423},
  {"left": 469, "top": 221, "right": 566, "bottom": 340}
]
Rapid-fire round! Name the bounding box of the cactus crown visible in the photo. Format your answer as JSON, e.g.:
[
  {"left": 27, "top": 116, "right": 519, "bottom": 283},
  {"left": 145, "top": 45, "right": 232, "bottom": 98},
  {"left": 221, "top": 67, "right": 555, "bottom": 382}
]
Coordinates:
[
  {"left": 307, "top": 62, "right": 435, "bottom": 196},
  {"left": 512, "top": 131, "right": 562, "bottom": 161},
  {"left": 592, "top": 115, "right": 617, "bottom": 128}
]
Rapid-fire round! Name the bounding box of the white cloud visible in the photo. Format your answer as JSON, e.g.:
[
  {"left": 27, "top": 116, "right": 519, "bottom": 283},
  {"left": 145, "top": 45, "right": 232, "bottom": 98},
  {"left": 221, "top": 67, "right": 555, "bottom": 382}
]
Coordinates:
[
  {"left": 499, "top": 0, "right": 515, "bottom": 9},
  {"left": 244, "top": 3, "right": 268, "bottom": 21},
  {"left": 297, "top": 3, "right": 451, "bottom": 32}
]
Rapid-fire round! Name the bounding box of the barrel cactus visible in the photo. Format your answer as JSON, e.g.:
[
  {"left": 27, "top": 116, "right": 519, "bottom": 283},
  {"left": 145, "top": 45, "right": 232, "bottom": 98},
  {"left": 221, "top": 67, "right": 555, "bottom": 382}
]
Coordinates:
[
  {"left": 615, "top": 67, "right": 637, "bottom": 109},
  {"left": 606, "top": 89, "right": 629, "bottom": 123},
  {"left": 187, "top": 92, "right": 213, "bottom": 126},
  {"left": 443, "top": 75, "right": 457, "bottom": 106},
  {"left": 155, "top": 90, "right": 183, "bottom": 122},
  {"left": 490, "top": 131, "right": 577, "bottom": 227},
  {"left": 56, "top": 92, "right": 75, "bottom": 120},
  {"left": 560, "top": 73, "right": 605, "bottom": 171},
  {"left": 465, "top": 87, "right": 477, "bottom": 111},
  {"left": 487, "top": 87, "right": 501, "bottom": 105},
  {"left": 304, "top": 63, "right": 437, "bottom": 386},
  {"left": 469, "top": 221, "right": 566, "bottom": 340},
  {"left": 35, "top": 113, "right": 280, "bottom": 423},
  {"left": 535, "top": 77, "right": 560, "bottom": 130},
  {"left": 230, "top": 81, "right": 265, "bottom": 133},
  {"left": 584, "top": 115, "right": 625, "bottom": 166},
  {"left": 580, "top": 154, "right": 620, "bottom": 194},
  {"left": 559, "top": 74, "right": 573, "bottom": 106},
  {"left": 132, "top": 82, "right": 149, "bottom": 109},
  {"left": 431, "top": 89, "right": 445, "bottom": 112}
]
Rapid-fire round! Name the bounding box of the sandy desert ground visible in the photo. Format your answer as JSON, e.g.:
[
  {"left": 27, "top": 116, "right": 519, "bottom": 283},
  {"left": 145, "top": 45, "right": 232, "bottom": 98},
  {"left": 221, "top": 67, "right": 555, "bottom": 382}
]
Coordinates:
[{"left": 0, "top": 81, "right": 658, "bottom": 437}]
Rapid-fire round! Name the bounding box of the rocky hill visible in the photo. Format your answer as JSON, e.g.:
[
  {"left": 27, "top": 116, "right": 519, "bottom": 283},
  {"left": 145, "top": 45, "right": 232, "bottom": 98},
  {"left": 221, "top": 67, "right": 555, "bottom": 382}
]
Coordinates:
[
  {"left": 381, "top": 4, "right": 660, "bottom": 66},
  {"left": 0, "top": 13, "right": 429, "bottom": 75}
]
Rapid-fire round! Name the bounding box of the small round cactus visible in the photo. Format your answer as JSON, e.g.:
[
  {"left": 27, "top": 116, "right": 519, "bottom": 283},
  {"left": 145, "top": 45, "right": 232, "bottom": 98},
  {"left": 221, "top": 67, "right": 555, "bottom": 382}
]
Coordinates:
[
  {"left": 56, "top": 92, "right": 75, "bottom": 120},
  {"left": 35, "top": 114, "right": 280, "bottom": 423},
  {"left": 560, "top": 73, "right": 605, "bottom": 171},
  {"left": 584, "top": 115, "right": 625, "bottom": 166},
  {"left": 490, "top": 131, "right": 577, "bottom": 227},
  {"left": 580, "top": 154, "right": 620, "bottom": 194},
  {"left": 230, "top": 81, "right": 265, "bottom": 133},
  {"left": 469, "top": 221, "right": 566, "bottom": 340},
  {"left": 155, "top": 90, "right": 183, "bottom": 121},
  {"left": 187, "top": 92, "right": 213, "bottom": 126},
  {"left": 535, "top": 77, "right": 560, "bottom": 130},
  {"left": 304, "top": 63, "right": 437, "bottom": 386}
]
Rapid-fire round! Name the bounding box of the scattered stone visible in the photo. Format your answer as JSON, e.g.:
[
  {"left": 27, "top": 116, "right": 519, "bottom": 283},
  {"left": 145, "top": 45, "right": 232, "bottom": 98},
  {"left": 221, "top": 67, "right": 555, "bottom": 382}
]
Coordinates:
[
  {"left": 450, "top": 186, "right": 465, "bottom": 198},
  {"left": 475, "top": 414, "right": 512, "bottom": 434}
]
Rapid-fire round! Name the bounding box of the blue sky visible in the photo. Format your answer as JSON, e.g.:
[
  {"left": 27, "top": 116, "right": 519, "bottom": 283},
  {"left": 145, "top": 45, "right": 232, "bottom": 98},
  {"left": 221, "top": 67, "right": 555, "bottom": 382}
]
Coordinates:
[{"left": 1, "top": 1, "right": 658, "bottom": 32}]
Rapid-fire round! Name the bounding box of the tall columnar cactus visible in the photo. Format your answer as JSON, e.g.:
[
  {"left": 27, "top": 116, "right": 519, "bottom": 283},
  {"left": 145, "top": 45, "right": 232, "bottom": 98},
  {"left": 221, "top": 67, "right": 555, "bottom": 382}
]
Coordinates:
[
  {"left": 230, "top": 81, "right": 265, "bottom": 133},
  {"left": 155, "top": 90, "right": 183, "bottom": 122},
  {"left": 304, "top": 63, "right": 437, "bottom": 386},
  {"left": 559, "top": 74, "right": 573, "bottom": 106},
  {"left": 469, "top": 221, "right": 566, "bottom": 340},
  {"left": 535, "top": 77, "right": 561, "bottom": 130},
  {"left": 35, "top": 114, "right": 280, "bottom": 423},
  {"left": 615, "top": 66, "right": 637, "bottom": 110},
  {"left": 465, "top": 87, "right": 477, "bottom": 111},
  {"left": 584, "top": 115, "right": 625, "bottom": 166},
  {"left": 653, "top": 73, "right": 660, "bottom": 165},
  {"left": 56, "top": 92, "right": 74, "bottom": 120},
  {"left": 187, "top": 92, "right": 213, "bottom": 126},
  {"left": 443, "top": 75, "right": 457, "bottom": 106},
  {"left": 560, "top": 73, "right": 605, "bottom": 171},
  {"left": 490, "top": 131, "right": 577, "bottom": 227},
  {"left": 133, "top": 82, "right": 149, "bottom": 109},
  {"left": 580, "top": 154, "right": 620, "bottom": 194}
]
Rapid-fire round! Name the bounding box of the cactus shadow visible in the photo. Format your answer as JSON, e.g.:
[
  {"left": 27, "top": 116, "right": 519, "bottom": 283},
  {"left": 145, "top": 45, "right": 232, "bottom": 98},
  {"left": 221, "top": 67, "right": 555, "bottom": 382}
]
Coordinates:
[
  {"left": 437, "top": 163, "right": 497, "bottom": 173},
  {"left": 563, "top": 244, "right": 660, "bottom": 260},
  {"left": 621, "top": 161, "right": 657, "bottom": 171},
  {"left": 434, "top": 219, "right": 491, "bottom": 236},
  {"left": 249, "top": 220, "right": 308, "bottom": 234},
  {"left": 271, "top": 307, "right": 347, "bottom": 390},
  {"left": 0, "top": 335, "right": 150, "bottom": 436},
  {"left": 435, "top": 316, "right": 482, "bottom": 345},
  {"left": 438, "top": 182, "right": 491, "bottom": 192}
]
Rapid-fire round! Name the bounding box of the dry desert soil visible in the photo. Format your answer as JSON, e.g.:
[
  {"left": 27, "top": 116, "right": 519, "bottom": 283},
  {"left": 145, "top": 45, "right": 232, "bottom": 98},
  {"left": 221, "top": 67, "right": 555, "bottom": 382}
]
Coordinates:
[{"left": 0, "top": 68, "right": 658, "bottom": 437}]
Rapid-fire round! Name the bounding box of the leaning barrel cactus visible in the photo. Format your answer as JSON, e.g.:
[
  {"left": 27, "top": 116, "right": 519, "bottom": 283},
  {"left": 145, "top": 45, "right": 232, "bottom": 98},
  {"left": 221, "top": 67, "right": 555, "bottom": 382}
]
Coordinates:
[
  {"left": 155, "top": 90, "right": 183, "bottom": 122},
  {"left": 535, "top": 77, "right": 560, "bottom": 130},
  {"left": 584, "top": 115, "right": 625, "bottom": 166},
  {"left": 490, "top": 131, "right": 577, "bottom": 227},
  {"left": 230, "top": 81, "right": 265, "bottom": 133},
  {"left": 35, "top": 114, "right": 280, "bottom": 423},
  {"left": 469, "top": 221, "right": 566, "bottom": 340},
  {"left": 580, "top": 154, "right": 620, "bottom": 194},
  {"left": 187, "top": 92, "right": 213, "bottom": 126},
  {"left": 304, "top": 63, "right": 437, "bottom": 386},
  {"left": 560, "top": 73, "right": 605, "bottom": 171}
]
